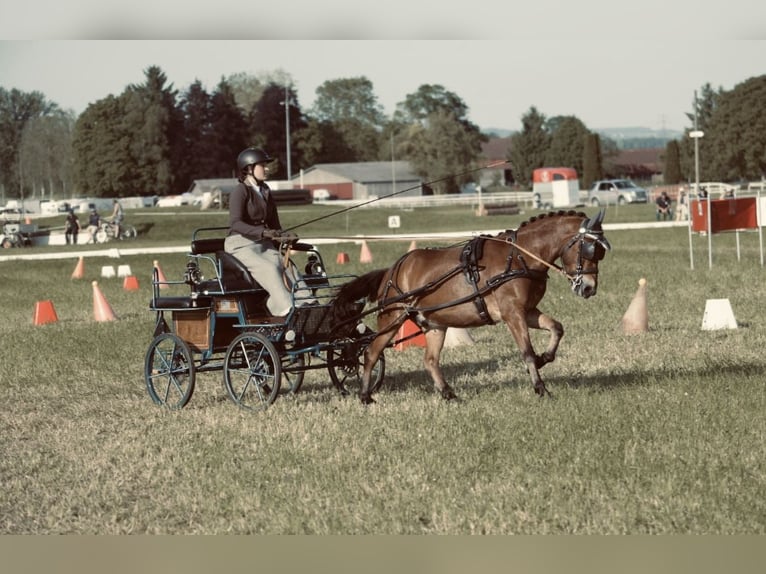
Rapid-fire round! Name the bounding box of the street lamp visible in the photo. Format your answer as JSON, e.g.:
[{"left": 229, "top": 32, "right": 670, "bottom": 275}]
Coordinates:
[
  {"left": 690, "top": 89, "right": 709, "bottom": 268},
  {"left": 280, "top": 85, "right": 293, "bottom": 181}
]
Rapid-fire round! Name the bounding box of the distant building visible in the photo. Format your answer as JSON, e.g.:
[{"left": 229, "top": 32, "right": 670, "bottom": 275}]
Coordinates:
[{"left": 289, "top": 161, "right": 422, "bottom": 200}]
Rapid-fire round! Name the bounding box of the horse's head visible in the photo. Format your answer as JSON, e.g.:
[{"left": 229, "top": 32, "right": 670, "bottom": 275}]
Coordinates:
[{"left": 560, "top": 209, "right": 611, "bottom": 298}]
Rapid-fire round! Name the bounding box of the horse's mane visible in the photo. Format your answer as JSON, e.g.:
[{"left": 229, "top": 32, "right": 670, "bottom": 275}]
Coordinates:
[{"left": 517, "top": 210, "right": 587, "bottom": 229}]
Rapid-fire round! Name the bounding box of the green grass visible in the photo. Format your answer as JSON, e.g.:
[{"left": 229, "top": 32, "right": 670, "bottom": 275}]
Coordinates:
[{"left": 1, "top": 204, "right": 764, "bottom": 533}]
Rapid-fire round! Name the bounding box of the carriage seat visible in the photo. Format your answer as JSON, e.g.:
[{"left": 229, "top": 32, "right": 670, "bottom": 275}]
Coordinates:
[{"left": 188, "top": 236, "right": 264, "bottom": 293}]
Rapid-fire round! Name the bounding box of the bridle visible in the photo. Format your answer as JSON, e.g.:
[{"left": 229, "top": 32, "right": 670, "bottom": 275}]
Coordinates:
[
  {"left": 495, "top": 210, "right": 611, "bottom": 293},
  {"left": 563, "top": 225, "right": 611, "bottom": 293}
]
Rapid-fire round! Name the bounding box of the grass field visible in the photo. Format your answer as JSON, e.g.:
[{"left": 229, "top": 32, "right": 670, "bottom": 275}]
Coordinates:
[{"left": 1, "top": 203, "right": 764, "bottom": 534}]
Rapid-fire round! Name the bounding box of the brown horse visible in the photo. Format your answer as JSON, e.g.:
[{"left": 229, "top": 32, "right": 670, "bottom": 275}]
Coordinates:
[{"left": 331, "top": 210, "right": 611, "bottom": 404}]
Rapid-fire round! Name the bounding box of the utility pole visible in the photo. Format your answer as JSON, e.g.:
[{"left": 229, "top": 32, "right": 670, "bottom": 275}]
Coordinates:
[{"left": 283, "top": 85, "right": 292, "bottom": 181}]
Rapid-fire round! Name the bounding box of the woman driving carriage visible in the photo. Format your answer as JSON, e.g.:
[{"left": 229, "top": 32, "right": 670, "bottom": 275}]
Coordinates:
[{"left": 224, "top": 147, "right": 305, "bottom": 318}]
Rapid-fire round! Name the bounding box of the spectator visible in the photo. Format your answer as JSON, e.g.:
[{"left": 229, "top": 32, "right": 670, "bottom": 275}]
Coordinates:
[
  {"left": 64, "top": 208, "right": 81, "bottom": 245},
  {"left": 86, "top": 208, "right": 101, "bottom": 243},
  {"left": 111, "top": 199, "right": 124, "bottom": 239},
  {"left": 655, "top": 191, "right": 673, "bottom": 221},
  {"left": 675, "top": 190, "right": 689, "bottom": 221}
]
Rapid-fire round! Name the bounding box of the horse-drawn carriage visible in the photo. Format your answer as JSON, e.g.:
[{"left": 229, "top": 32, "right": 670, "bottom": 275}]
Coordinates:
[
  {"left": 145, "top": 210, "right": 611, "bottom": 411},
  {"left": 144, "top": 226, "right": 385, "bottom": 411}
]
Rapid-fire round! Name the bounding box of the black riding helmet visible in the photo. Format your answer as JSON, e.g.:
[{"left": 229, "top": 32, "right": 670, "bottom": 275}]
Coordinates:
[{"left": 237, "top": 147, "right": 273, "bottom": 176}]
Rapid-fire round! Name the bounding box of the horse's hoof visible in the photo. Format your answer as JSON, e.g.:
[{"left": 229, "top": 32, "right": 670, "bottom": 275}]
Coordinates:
[
  {"left": 535, "top": 388, "right": 554, "bottom": 400},
  {"left": 441, "top": 388, "right": 457, "bottom": 401},
  {"left": 360, "top": 395, "right": 376, "bottom": 405}
]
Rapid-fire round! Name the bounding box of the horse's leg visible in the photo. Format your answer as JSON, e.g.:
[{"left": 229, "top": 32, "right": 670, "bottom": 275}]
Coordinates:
[
  {"left": 526, "top": 308, "right": 564, "bottom": 369},
  {"left": 423, "top": 328, "right": 456, "bottom": 400},
  {"left": 502, "top": 310, "right": 552, "bottom": 398},
  {"left": 358, "top": 311, "right": 403, "bottom": 405}
]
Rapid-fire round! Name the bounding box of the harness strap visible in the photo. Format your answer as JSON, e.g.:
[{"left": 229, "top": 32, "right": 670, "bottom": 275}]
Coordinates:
[{"left": 460, "top": 236, "right": 493, "bottom": 325}]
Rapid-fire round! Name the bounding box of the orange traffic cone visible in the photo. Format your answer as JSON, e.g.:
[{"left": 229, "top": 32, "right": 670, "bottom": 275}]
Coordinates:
[
  {"left": 153, "top": 260, "right": 169, "bottom": 290},
  {"left": 408, "top": 240, "right": 418, "bottom": 252},
  {"left": 360, "top": 241, "right": 373, "bottom": 263},
  {"left": 394, "top": 319, "right": 427, "bottom": 351},
  {"left": 620, "top": 278, "right": 648, "bottom": 334},
  {"left": 123, "top": 275, "right": 140, "bottom": 291},
  {"left": 71, "top": 256, "right": 85, "bottom": 279},
  {"left": 336, "top": 252, "right": 350, "bottom": 264},
  {"left": 33, "top": 300, "right": 59, "bottom": 325},
  {"left": 92, "top": 281, "right": 117, "bottom": 322}
]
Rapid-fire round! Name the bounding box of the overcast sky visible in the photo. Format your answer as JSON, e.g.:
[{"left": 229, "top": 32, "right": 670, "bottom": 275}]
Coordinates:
[{"left": 1, "top": 4, "right": 764, "bottom": 134}]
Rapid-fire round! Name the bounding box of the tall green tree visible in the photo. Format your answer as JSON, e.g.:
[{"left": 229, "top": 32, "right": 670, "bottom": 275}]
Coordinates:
[
  {"left": 509, "top": 107, "right": 549, "bottom": 186},
  {"left": 176, "top": 80, "right": 216, "bottom": 188},
  {"left": 582, "top": 133, "right": 604, "bottom": 189},
  {"left": 208, "top": 79, "right": 249, "bottom": 179},
  {"left": 400, "top": 109, "right": 484, "bottom": 194},
  {"left": 71, "top": 94, "right": 133, "bottom": 197},
  {"left": 663, "top": 140, "right": 682, "bottom": 184},
  {"left": 19, "top": 109, "right": 76, "bottom": 199},
  {"left": 679, "top": 83, "right": 723, "bottom": 181},
  {"left": 250, "top": 83, "right": 307, "bottom": 179},
  {"left": 311, "top": 77, "right": 385, "bottom": 162},
  {"left": 394, "top": 84, "right": 486, "bottom": 192},
  {"left": 122, "top": 66, "right": 178, "bottom": 196},
  {"left": 0, "top": 88, "right": 57, "bottom": 199},
  {"left": 544, "top": 115, "right": 590, "bottom": 174},
  {"left": 706, "top": 75, "right": 766, "bottom": 181}
]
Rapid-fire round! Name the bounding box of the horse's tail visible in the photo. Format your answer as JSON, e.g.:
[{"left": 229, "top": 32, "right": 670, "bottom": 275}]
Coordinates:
[{"left": 330, "top": 268, "right": 388, "bottom": 324}]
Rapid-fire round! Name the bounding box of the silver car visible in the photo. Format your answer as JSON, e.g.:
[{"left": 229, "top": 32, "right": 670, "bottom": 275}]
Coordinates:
[{"left": 588, "top": 179, "right": 648, "bottom": 206}]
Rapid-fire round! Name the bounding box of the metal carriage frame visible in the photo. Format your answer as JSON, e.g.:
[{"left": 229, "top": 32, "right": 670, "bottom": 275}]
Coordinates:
[{"left": 144, "top": 226, "right": 385, "bottom": 412}]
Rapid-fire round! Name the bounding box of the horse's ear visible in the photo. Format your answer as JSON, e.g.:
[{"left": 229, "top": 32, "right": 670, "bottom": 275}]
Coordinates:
[{"left": 589, "top": 209, "right": 605, "bottom": 230}]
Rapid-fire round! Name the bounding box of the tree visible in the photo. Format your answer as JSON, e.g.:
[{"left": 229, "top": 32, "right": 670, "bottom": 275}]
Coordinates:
[
  {"left": 71, "top": 94, "right": 133, "bottom": 197},
  {"left": 544, "top": 115, "right": 590, "bottom": 174},
  {"left": 311, "top": 77, "right": 385, "bottom": 162},
  {"left": 398, "top": 109, "right": 484, "bottom": 194},
  {"left": 250, "top": 83, "right": 307, "bottom": 179},
  {"left": 393, "top": 84, "right": 486, "bottom": 193},
  {"left": 395, "top": 84, "right": 471, "bottom": 124},
  {"left": 509, "top": 107, "right": 549, "bottom": 187},
  {"left": 582, "top": 133, "right": 604, "bottom": 189},
  {"left": 176, "top": 80, "right": 217, "bottom": 188},
  {"left": 122, "top": 66, "right": 178, "bottom": 196},
  {"left": 663, "top": 140, "right": 682, "bottom": 184},
  {"left": 226, "top": 69, "right": 293, "bottom": 116},
  {"left": 0, "top": 88, "right": 57, "bottom": 199},
  {"left": 706, "top": 75, "right": 766, "bottom": 181},
  {"left": 207, "top": 79, "right": 249, "bottom": 179},
  {"left": 679, "top": 83, "right": 723, "bottom": 181},
  {"left": 19, "top": 109, "right": 76, "bottom": 199}
]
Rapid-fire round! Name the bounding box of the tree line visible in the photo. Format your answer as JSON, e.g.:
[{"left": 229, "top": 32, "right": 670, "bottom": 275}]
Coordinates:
[{"left": 1, "top": 68, "right": 764, "bottom": 202}]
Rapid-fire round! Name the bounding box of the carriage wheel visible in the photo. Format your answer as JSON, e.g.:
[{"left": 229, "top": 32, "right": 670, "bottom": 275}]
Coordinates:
[
  {"left": 223, "top": 332, "right": 281, "bottom": 411},
  {"left": 144, "top": 333, "right": 196, "bottom": 409},
  {"left": 95, "top": 227, "right": 108, "bottom": 243},
  {"left": 122, "top": 225, "right": 137, "bottom": 239},
  {"left": 281, "top": 353, "right": 306, "bottom": 394},
  {"left": 327, "top": 335, "right": 385, "bottom": 397}
]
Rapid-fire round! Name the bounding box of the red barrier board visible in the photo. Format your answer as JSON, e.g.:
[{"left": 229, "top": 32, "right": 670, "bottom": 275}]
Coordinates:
[{"left": 690, "top": 198, "right": 758, "bottom": 233}]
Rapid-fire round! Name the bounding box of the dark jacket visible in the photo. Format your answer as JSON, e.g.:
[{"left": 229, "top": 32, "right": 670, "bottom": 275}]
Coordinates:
[{"left": 228, "top": 181, "right": 282, "bottom": 241}]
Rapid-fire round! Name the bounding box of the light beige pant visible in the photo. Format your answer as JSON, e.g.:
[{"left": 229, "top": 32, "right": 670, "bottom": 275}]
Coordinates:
[{"left": 224, "top": 235, "right": 314, "bottom": 316}]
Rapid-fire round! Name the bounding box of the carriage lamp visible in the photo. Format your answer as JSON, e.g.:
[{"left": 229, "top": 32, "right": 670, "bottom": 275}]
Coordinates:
[{"left": 184, "top": 260, "right": 202, "bottom": 286}]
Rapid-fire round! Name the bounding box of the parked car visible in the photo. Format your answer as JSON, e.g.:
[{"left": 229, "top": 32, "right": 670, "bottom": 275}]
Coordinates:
[{"left": 588, "top": 179, "right": 648, "bottom": 206}]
